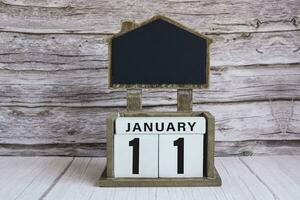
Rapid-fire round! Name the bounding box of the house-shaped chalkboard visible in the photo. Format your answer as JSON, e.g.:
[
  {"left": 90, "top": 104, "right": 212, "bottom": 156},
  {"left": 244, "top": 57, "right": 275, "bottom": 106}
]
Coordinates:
[
  {"left": 100, "top": 16, "right": 221, "bottom": 187},
  {"left": 109, "top": 15, "right": 212, "bottom": 88}
]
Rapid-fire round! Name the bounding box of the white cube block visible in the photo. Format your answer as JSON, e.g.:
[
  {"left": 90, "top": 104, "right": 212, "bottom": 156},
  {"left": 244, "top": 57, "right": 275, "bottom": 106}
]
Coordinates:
[
  {"left": 159, "top": 134, "right": 204, "bottom": 177},
  {"left": 114, "top": 135, "right": 158, "bottom": 178}
]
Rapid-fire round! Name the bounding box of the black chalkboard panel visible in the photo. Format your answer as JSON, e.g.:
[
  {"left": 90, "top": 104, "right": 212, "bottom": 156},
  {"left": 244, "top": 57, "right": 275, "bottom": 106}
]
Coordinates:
[{"left": 110, "top": 17, "right": 209, "bottom": 88}]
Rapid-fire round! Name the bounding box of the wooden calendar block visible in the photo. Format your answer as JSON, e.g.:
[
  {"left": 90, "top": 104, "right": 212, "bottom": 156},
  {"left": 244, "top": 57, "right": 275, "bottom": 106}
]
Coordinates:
[
  {"left": 99, "top": 14, "right": 222, "bottom": 187},
  {"left": 100, "top": 111, "right": 221, "bottom": 187},
  {"left": 114, "top": 135, "right": 158, "bottom": 178},
  {"left": 159, "top": 134, "right": 204, "bottom": 177}
]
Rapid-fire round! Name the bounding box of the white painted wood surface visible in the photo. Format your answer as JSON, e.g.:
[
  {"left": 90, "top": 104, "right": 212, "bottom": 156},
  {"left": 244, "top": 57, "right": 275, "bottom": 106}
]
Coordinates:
[
  {"left": 0, "top": 156, "right": 299, "bottom": 200},
  {"left": 0, "top": 157, "right": 72, "bottom": 200},
  {"left": 0, "top": 0, "right": 299, "bottom": 156}
]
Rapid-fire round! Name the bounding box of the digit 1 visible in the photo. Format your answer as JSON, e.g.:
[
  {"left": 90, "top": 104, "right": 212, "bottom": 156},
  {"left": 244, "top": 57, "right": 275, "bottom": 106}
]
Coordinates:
[
  {"left": 174, "top": 137, "right": 184, "bottom": 174},
  {"left": 129, "top": 138, "right": 140, "bottom": 174}
]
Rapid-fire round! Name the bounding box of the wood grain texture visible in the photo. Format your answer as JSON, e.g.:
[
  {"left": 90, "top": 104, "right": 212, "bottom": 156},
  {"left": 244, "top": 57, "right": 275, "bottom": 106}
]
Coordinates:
[
  {"left": 1, "top": 32, "right": 299, "bottom": 68},
  {"left": 0, "top": 0, "right": 299, "bottom": 156},
  {"left": 1, "top": 140, "right": 299, "bottom": 157},
  {"left": 241, "top": 156, "right": 300, "bottom": 200},
  {"left": 0, "top": 64, "right": 299, "bottom": 106},
  {"left": 0, "top": 157, "right": 72, "bottom": 199},
  {"left": 44, "top": 157, "right": 106, "bottom": 200},
  {"left": 0, "top": 102, "right": 299, "bottom": 144},
  {"left": 0, "top": 0, "right": 299, "bottom": 34},
  {"left": 216, "top": 140, "right": 300, "bottom": 156},
  {"left": 4, "top": 156, "right": 294, "bottom": 200},
  {"left": 0, "top": 143, "right": 106, "bottom": 156},
  {"left": 0, "top": 101, "right": 299, "bottom": 156}
]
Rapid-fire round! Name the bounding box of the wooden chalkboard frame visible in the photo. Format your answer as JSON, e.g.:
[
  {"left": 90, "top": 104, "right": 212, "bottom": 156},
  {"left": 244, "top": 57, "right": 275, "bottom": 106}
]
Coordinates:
[{"left": 108, "top": 15, "right": 213, "bottom": 89}]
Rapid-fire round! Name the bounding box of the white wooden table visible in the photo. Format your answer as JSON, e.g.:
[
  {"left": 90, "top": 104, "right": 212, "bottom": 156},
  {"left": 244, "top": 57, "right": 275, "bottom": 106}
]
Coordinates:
[{"left": 0, "top": 156, "right": 299, "bottom": 200}]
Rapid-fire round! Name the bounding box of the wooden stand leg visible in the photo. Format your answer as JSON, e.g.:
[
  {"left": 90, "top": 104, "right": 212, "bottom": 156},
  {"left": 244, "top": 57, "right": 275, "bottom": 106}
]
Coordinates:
[
  {"left": 127, "top": 89, "right": 142, "bottom": 111},
  {"left": 177, "top": 89, "right": 193, "bottom": 112}
]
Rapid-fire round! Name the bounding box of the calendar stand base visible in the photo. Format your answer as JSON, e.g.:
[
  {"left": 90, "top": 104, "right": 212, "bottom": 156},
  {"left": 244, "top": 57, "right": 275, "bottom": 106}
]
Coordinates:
[{"left": 98, "top": 167, "right": 221, "bottom": 187}]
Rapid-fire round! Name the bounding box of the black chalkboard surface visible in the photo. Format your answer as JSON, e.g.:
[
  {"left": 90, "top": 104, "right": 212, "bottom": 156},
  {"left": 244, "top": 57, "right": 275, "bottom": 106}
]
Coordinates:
[{"left": 109, "top": 16, "right": 211, "bottom": 88}]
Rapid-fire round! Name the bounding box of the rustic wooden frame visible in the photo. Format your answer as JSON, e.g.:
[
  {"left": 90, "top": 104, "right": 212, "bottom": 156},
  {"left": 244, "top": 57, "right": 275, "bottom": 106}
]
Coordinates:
[
  {"left": 108, "top": 15, "right": 212, "bottom": 89},
  {"left": 100, "top": 15, "right": 220, "bottom": 187},
  {"left": 99, "top": 111, "right": 221, "bottom": 187}
]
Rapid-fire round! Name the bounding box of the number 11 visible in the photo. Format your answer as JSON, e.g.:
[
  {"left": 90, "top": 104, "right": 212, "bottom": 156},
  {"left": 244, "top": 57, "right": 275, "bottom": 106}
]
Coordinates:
[{"left": 129, "top": 137, "right": 184, "bottom": 175}]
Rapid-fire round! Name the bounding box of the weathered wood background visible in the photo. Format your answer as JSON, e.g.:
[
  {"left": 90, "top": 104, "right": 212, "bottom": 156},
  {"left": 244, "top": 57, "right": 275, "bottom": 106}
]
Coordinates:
[{"left": 0, "top": 0, "right": 299, "bottom": 156}]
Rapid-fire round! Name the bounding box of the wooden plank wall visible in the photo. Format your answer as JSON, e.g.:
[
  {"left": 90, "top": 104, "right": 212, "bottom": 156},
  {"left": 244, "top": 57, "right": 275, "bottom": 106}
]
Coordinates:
[{"left": 0, "top": 0, "right": 299, "bottom": 156}]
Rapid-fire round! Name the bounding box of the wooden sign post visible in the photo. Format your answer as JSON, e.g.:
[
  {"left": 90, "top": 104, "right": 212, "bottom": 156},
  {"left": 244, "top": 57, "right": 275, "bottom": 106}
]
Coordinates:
[{"left": 99, "top": 15, "right": 221, "bottom": 187}]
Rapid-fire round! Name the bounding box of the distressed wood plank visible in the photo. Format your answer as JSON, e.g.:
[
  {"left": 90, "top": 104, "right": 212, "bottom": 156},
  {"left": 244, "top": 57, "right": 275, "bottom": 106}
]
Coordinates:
[
  {"left": 0, "top": 64, "right": 299, "bottom": 106},
  {"left": 0, "top": 156, "right": 298, "bottom": 199},
  {"left": 0, "top": 101, "right": 299, "bottom": 144},
  {"left": 0, "top": 140, "right": 299, "bottom": 157},
  {"left": 0, "top": 33, "right": 107, "bottom": 71},
  {"left": 44, "top": 157, "right": 105, "bottom": 200},
  {"left": 211, "top": 31, "right": 300, "bottom": 66},
  {"left": 241, "top": 156, "right": 300, "bottom": 200},
  {"left": 0, "top": 143, "right": 106, "bottom": 156},
  {"left": 270, "top": 156, "right": 300, "bottom": 184},
  {"left": 0, "top": 157, "right": 72, "bottom": 199},
  {"left": 0, "top": 0, "right": 299, "bottom": 34},
  {"left": 212, "top": 157, "right": 275, "bottom": 200},
  {"left": 149, "top": 157, "right": 275, "bottom": 200},
  {"left": 216, "top": 140, "right": 300, "bottom": 156},
  {"left": 0, "top": 106, "right": 110, "bottom": 144},
  {"left": 0, "top": 32, "right": 299, "bottom": 68},
  {"left": 0, "top": 1, "right": 299, "bottom": 157},
  {"left": 43, "top": 157, "right": 276, "bottom": 200}
]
